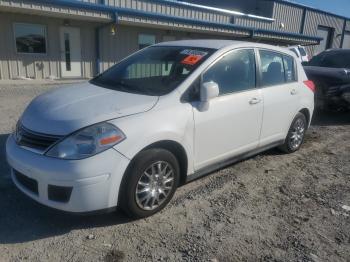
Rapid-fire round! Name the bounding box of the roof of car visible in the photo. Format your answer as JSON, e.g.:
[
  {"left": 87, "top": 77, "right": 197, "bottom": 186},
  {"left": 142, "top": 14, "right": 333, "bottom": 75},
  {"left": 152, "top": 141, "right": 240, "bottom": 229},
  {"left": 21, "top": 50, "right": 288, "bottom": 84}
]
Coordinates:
[
  {"left": 155, "top": 39, "right": 295, "bottom": 55},
  {"left": 155, "top": 39, "right": 276, "bottom": 49},
  {"left": 288, "top": 45, "right": 305, "bottom": 49},
  {"left": 156, "top": 39, "right": 242, "bottom": 49}
]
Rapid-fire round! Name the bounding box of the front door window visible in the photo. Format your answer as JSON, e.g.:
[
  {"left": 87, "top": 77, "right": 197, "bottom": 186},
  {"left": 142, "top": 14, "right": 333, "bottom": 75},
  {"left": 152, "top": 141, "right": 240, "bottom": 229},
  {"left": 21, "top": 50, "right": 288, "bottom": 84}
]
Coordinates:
[{"left": 203, "top": 49, "right": 256, "bottom": 95}]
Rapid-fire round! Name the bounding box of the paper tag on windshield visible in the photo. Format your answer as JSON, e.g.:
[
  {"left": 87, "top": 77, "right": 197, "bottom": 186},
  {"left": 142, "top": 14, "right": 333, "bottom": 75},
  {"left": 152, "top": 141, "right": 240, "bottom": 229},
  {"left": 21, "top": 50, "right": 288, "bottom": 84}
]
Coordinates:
[
  {"left": 181, "top": 55, "right": 203, "bottom": 65},
  {"left": 180, "top": 49, "right": 208, "bottom": 66}
]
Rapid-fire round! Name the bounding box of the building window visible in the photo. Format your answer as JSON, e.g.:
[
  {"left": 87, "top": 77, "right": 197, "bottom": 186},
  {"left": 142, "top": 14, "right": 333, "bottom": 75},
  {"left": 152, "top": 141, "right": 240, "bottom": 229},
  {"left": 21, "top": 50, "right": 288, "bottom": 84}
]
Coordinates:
[
  {"left": 14, "top": 23, "right": 47, "bottom": 54},
  {"left": 138, "top": 34, "right": 155, "bottom": 49}
]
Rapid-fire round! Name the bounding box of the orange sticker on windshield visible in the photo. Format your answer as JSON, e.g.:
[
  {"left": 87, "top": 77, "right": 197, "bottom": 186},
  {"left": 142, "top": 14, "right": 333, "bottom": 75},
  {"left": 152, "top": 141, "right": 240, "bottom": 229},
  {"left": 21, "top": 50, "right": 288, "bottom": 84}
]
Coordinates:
[{"left": 181, "top": 55, "right": 203, "bottom": 65}]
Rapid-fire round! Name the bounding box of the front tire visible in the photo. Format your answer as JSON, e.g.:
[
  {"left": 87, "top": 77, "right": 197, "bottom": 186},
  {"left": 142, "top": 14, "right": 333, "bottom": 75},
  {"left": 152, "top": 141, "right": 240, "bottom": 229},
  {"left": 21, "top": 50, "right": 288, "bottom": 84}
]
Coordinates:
[
  {"left": 279, "top": 112, "right": 307, "bottom": 153},
  {"left": 119, "top": 148, "right": 180, "bottom": 218}
]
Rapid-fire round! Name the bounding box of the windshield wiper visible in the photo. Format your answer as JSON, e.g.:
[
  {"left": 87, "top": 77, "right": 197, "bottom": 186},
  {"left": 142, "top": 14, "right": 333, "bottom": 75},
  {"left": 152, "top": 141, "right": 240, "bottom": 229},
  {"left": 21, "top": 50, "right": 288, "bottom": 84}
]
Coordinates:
[{"left": 91, "top": 78, "right": 140, "bottom": 93}]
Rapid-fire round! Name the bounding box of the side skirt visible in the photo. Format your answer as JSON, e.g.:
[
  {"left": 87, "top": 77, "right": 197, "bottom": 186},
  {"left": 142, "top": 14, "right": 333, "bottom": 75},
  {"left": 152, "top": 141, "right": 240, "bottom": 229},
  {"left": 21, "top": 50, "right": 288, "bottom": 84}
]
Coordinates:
[{"left": 186, "top": 140, "right": 284, "bottom": 183}]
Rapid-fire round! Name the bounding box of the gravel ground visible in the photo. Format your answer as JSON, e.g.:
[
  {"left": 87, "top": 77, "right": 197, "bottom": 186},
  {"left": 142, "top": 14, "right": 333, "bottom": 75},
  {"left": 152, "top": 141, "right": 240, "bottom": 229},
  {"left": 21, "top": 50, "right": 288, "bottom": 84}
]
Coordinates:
[{"left": 0, "top": 82, "right": 349, "bottom": 262}]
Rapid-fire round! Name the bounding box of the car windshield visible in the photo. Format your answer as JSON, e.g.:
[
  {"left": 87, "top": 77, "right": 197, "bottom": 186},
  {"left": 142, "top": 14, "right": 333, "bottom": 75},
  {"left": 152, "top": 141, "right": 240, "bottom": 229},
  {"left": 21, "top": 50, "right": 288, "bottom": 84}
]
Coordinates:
[
  {"left": 90, "top": 46, "right": 215, "bottom": 96},
  {"left": 309, "top": 51, "right": 350, "bottom": 69}
]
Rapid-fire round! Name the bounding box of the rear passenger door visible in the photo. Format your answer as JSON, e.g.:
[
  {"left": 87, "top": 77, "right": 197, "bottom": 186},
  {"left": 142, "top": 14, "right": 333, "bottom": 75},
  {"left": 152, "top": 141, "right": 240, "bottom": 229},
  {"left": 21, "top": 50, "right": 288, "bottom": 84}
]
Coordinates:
[{"left": 258, "top": 49, "right": 299, "bottom": 146}]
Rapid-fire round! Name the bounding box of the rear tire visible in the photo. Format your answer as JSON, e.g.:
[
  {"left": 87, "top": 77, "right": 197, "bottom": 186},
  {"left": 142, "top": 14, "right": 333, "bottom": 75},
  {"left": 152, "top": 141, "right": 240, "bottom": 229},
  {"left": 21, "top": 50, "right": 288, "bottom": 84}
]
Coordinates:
[
  {"left": 279, "top": 112, "right": 307, "bottom": 153},
  {"left": 119, "top": 148, "right": 180, "bottom": 219}
]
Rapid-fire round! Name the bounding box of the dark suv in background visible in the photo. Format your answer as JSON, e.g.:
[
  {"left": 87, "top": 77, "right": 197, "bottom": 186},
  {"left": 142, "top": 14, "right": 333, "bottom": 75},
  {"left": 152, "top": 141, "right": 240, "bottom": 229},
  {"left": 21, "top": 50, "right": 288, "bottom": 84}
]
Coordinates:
[{"left": 303, "top": 49, "right": 350, "bottom": 111}]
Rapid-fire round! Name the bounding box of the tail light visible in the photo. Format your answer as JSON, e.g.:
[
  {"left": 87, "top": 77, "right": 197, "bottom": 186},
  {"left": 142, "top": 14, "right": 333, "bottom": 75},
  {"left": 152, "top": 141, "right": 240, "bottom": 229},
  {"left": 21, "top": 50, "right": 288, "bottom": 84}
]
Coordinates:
[{"left": 304, "top": 80, "right": 316, "bottom": 93}]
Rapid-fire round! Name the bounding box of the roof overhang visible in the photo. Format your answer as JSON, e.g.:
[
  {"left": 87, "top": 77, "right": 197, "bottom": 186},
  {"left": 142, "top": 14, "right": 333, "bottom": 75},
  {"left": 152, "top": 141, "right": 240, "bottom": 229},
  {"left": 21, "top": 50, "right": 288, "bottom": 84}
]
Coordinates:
[
  {"left": 160, "top": 0, "right": 275, "bottom": 22},
  {"left": 1, "top": 0, "right": 323, "bottom": 45},
  {"left": 0, "top": 0, "right": 113, "bottom": 22}
]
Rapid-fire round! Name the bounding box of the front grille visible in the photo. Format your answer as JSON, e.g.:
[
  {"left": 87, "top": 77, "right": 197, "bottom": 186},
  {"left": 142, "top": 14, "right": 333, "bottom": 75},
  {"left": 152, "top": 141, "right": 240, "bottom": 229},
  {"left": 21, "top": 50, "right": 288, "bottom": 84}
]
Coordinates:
[
  {"left": 14, "top": 170, "right": 38, "bottom": 195},
  {"left": 16, "top": 124, "right": 62, "bottom": 151},
  {"left": 48, "top": 185, "right": 73, "bottom": 203}
]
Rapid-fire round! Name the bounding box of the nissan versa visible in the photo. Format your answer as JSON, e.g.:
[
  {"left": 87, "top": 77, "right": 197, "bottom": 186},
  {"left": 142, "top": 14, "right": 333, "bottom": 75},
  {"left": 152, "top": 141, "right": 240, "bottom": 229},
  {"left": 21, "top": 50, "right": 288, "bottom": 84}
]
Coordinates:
[{"left": 6, "top": 40, "right": 315, "bottom": 218}]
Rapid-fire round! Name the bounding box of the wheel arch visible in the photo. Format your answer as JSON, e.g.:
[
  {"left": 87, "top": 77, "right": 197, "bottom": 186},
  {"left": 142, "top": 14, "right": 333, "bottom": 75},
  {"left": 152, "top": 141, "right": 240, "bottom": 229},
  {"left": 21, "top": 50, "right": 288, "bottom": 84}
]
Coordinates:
[
  {"left": 299, "top": 108, "right": 311, "bottom": 127},
  {"left": 119, "top": 140, "right": 189, "bottom": 195},
  {"left": 142, "top": 140, "right": 189, "bottom": 185}
]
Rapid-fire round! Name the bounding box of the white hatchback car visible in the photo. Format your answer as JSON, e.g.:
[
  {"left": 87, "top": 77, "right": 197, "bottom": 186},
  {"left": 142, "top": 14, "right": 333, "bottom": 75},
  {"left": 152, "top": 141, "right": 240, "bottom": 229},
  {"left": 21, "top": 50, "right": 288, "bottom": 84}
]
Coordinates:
[{"left": 6, "top": 40, "right": 315, "bottom": 218}]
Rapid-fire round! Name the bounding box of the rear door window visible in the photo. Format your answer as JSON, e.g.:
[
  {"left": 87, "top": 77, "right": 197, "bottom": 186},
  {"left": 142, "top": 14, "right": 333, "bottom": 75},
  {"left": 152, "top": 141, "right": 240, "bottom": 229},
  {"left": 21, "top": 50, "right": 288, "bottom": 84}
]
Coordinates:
[
  {"left": 259, "top": 50, "right": 285, "bottom": 86},
  {"left": 259, "top": 50, "right": 296, "bottom": 86}
]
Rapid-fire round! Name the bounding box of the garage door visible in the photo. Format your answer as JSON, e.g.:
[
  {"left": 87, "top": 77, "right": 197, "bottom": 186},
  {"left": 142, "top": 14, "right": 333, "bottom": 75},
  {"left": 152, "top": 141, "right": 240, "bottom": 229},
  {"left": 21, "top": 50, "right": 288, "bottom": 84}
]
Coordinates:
[{"left": 343, "top": 32, "right": 350, "bottom": 49}]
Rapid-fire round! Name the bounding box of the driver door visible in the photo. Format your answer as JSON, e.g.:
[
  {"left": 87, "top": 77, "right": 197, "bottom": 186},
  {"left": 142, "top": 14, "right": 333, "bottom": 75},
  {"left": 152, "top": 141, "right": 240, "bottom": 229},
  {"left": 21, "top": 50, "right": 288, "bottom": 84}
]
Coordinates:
[{"left": 193, "top": 49, "right": 263, "bottom": 170}]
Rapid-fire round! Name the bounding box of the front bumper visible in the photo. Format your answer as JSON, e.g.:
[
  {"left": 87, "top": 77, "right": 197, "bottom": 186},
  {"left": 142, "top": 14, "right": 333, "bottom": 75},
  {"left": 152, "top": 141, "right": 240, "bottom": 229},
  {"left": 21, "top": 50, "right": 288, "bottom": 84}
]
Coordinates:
[{"left": 6, "top": 135, "right": 130, "bottom": 213}]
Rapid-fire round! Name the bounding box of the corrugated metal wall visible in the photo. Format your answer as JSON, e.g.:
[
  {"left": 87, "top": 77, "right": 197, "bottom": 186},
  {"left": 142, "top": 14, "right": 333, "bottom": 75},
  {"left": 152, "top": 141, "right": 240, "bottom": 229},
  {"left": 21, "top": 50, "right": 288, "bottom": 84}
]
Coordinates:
[
  {"left": 0, "top": 12, "right": 96, "bottom": 80},
  {"left": 234, "top": 17, "right": 273, "bottom": 30},
  {"left": 345, "top": 20, "right": 350, "bottom": 32},
  {"left": 0, "top": 0, "right": 112, "bottom": 21},
  {"left": 236, "top": 1, "right": 346, "bottom": 56},
  {"left": 235, "top": 2, "right": 303, "bottom": 33},
  {"left": 97, "top": 24, "right": 231, "bottom": 72},
  {"left": 86, "top": 0, "right": 232, "bottom": 24},
  {"left": 303, "top": 10, "right": 344, "bottom": 55},
  {"left": 1, "top": 0, "right": 349, "bottom": 79},
  {"left": 272, "top": 2, "right": 303, "bottom": 33}
]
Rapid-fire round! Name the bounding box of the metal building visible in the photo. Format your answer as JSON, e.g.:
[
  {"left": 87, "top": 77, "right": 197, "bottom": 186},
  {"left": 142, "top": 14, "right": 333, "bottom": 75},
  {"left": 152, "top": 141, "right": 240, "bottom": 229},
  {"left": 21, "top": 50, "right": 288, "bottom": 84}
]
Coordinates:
[{"left": 0, "top": 0, "right": 348, "bottom": 80}]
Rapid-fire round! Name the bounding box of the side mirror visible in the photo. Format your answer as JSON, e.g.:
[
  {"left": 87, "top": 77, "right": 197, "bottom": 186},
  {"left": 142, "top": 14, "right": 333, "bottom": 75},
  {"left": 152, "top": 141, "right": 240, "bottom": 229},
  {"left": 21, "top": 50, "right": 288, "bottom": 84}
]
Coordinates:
[
  {"left": 200, "top": 81, "right": 219, "bottom": 102},
  {"left": 301, "top": 61, "right": 309, "bottom": 66}
]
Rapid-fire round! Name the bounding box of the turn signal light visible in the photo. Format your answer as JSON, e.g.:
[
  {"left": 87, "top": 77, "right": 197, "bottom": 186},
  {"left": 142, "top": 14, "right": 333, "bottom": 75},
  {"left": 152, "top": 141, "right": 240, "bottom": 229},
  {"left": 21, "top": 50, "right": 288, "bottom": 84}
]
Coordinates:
[{"left": 100, "top": 135, "right": 123, "bottom": 145}]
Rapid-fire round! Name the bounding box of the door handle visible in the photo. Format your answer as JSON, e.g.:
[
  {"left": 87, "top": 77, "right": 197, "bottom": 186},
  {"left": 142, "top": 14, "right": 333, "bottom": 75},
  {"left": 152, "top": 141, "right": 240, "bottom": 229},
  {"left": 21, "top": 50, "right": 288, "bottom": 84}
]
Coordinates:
[
  {"left": 249, "top": 98, "right": 261, "bottom": 105},
  {"left": 291, "top": 89, "right": 298, "bottom": 95}
]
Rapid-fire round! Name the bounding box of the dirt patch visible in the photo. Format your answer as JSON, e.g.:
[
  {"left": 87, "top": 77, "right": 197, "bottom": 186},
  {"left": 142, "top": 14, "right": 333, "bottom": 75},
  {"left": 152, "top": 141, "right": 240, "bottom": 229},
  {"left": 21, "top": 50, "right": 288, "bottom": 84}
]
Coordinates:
[{"left": 0, "top": 83, "right": 349, "bottom": 261}]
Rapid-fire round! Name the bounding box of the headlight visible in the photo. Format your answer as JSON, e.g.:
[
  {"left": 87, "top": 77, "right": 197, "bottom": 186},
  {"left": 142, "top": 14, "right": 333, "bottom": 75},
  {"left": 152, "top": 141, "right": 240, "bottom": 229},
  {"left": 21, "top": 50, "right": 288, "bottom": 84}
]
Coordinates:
[
  {"left": 13, "top": 121, "right": 20, "bottom": 143},
  {"left": 13, "top": 120, "right": 24, "bottom": 144},
  {"left": 46, "top": 122, "right": 126, "bottom": 160}
]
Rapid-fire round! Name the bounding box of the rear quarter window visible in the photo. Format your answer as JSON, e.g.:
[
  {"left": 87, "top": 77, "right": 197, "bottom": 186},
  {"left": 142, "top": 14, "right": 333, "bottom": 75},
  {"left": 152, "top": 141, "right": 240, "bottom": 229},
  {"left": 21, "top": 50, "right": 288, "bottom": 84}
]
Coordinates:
[
  {"left": 298, "top": 47, "right": 307, "bottom": 56},
  {"left": 283, "top": 55, "right": 296, "bottom": 83}
]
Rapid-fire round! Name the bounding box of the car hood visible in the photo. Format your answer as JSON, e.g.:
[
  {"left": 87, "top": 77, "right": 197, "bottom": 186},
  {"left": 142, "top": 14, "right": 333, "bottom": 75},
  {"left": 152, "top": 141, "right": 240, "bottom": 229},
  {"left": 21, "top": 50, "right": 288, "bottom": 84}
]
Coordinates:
[{"left": 20, "top": 82, "right": 158, "bottom": 135}]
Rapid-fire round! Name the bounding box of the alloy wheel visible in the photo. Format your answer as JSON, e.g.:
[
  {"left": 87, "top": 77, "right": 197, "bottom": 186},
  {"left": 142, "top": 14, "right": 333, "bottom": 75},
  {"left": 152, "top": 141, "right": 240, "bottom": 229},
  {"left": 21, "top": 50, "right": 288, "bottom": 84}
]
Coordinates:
[
  {"left": 135, "top": 161, "right": 175, "bottom": 211},
  {"left": 289, "top": 118, "right": 305, "bottom": 150}
]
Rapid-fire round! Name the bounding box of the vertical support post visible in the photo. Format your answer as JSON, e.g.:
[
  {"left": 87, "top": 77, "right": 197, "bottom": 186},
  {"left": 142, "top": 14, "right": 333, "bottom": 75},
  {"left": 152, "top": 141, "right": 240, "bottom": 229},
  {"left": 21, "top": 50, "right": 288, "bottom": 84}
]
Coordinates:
[
  {"left": 95, "top": 12, "right": 118, "bottom": 76},
  {"left": 340, "top": 20, "right": 347, "bottom": 48},
  {"left": 299, "top": 8, "right": 306, "bottom": 34},
  {"left": 95, "top": 27, "right": 100, "bottom": 76}
]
